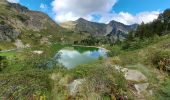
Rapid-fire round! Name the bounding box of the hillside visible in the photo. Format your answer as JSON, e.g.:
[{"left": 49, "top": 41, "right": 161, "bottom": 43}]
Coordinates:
[{"left": 0, "top": 0, "right": 82, "bottom": 49}]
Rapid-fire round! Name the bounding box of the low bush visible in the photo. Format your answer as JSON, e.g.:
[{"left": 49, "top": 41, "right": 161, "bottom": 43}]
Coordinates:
[
  {"left": 0, "top": 20, "right": 5, "bottom": 25},
  {"left": 149, "top": 50, "right": 170, "bottom": 71},
  {"left": 68, "top": 61, "right": 131, "bottom": 99},
  {"left": 16, "top": 14, "right": 30, "bottom": 22}
]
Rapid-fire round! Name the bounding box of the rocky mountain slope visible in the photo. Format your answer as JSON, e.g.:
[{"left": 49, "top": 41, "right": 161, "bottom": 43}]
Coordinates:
[
  {"left": 0, "top": 0, "right": 64, "bottom": 48},
  {"left": 61, "top": 18, "right": 138, "bottom": 40}
]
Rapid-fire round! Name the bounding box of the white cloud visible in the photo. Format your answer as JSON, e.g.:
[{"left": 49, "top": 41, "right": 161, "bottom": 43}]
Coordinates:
[
  {"left": 51, "top": 0, "right": 117, "bottom": 22},
  {"left": 7, "top": 0, "right": 19, "bottom": 3},
  {"left": 99, "top": 11, "right": 160, "bottom": 25},
  {"left": 40, "top": 3, "right": 48, "bottom": 9},
  {"left": 51, "top": 0, "right": 160, "bottom": 25}
]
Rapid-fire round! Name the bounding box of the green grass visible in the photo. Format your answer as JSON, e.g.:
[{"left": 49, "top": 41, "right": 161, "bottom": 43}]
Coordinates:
[{"left": 0, "top": 51, "right": 16, "bottom": 57}]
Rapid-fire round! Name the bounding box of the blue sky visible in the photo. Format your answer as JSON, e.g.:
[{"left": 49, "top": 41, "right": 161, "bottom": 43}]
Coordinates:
[
  {"left": 113, "top": 0, "right": 170, "bottom": 14},
  {"left": 8, "top": 0, "right": 170, "bottom": 25}
]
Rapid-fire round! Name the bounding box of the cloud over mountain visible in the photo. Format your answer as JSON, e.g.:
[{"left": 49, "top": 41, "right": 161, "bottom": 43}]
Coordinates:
[
  {"left": 51, "top": 0, "right": 117, "bottom": 22},
  {"left": 99, "top": 11, "right": 160, "bottom": 25},
  {"left": 51, "top": 0, "right": 160, "bottom": 25}
]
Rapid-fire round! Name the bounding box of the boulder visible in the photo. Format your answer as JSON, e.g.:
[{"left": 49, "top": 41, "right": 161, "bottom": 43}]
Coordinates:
[{"left": 125, "top": 70, "right": 147, "bottom": 82}]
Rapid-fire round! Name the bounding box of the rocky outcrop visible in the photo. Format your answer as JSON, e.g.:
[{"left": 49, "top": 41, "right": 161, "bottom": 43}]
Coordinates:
[
  {"left": 114, "top": 65, "right": 151, "bottom": 99},
  {"left": 106, "top": 21, "right": 138, "bottom": 41},
  {"left": 0, "top": 24, "right": 20, "bottom": 42}
]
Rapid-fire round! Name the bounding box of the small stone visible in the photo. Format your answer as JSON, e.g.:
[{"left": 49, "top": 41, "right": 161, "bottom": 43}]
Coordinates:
[
  {"left": 68, "top": 79, "right": 85, "bottom": 95},
  {"left": 32, "top": 50, "right": 43, "bottom": 54},
  {"left": 121, "top": 68, "right": 128, "bottom": 73},
  {"left": 14, "top": 39, "right": 25, "bottom": 48},
  {"left": 114, "top": 65, "right": 122, "bottom": 71}
]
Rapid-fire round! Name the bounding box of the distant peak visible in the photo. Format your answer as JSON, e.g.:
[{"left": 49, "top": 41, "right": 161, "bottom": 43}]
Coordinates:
[{"left": 76, "top": 18, "right": 87, "bottom": 22}]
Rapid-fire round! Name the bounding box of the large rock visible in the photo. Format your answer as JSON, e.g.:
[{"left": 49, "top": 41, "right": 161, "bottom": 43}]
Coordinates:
[{"left": 125, "top": 70, "right": 147, "bottom": 82}]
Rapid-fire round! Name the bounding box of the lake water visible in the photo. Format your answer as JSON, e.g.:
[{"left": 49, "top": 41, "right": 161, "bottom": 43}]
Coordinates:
[{"left": 53, "top": 46, "right": 107, "bottom": 68}]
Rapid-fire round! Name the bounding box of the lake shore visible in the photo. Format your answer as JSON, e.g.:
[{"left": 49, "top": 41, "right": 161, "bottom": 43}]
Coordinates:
[{"left": 72, "top": 45, "right": 109, "bottom": 52}]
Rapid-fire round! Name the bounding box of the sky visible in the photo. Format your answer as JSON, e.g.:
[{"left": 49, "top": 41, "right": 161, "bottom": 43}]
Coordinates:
[{"left": 7, "top": 0, "right": 170, "bottom": 25}]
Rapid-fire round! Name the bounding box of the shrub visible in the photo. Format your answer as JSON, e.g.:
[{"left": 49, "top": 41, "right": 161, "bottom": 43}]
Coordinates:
[
  {"left": 108, "top": 45, "right": 122, "bottom": 57},
  {"left": 150, "top": 50, "right": 170, "bottom": 71},
  {"left": 110, "top": 56, "right": 122, "bottom": 65},
  {"left": 74, "top": 65, "right": 128, "bottom": 99},
  {"left": 0, "top": 20, "right": 5, "bottom": 25}
]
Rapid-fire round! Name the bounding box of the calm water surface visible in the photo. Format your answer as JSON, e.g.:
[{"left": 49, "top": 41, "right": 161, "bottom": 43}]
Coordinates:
[{"left": 53, "top": 46, "right": 107, "bottom": 68}]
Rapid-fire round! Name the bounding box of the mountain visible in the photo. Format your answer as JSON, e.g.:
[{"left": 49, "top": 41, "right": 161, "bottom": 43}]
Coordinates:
[
  {"left": 106, "top": 20, "right": 138, "bottom": 40},
  {"left": 0, "top": 0, "right": 138, "bottom": 49},
  {"left": 61, "top": 18, "right": 107, "bottom": 35},
  {"left": 0, "top": 0, "right": 64, "bottom": 48},
  {"left": 61, "top": 18, "right": 138, "bottom": 40}
]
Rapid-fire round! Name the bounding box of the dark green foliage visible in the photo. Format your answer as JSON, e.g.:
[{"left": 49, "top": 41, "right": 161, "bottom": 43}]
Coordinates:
[
  {"left": 76, "top": 35, "right": 110, "bottom": 46},
  {"left": 0, "top": 56, "right": 8, "bottom": 71},
  {"left": 0, "top": 20, "right": 5, "bottom": 25},
  {"left": 123, "top": 9, "right": 170, "bottom": 50},
  {"left": 108, "top": 45, "right": 122, "bottom": 57},
  {"left": 16, "top": 14, "right": 30, "bottom": 22}
]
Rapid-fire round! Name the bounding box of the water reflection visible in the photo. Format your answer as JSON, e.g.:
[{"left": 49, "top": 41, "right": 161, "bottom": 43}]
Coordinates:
[{"left": 54, "top": 47, "right": 107, "bottom": 68}]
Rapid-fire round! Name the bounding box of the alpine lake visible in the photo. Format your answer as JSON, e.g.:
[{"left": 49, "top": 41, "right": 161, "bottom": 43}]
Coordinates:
[{"left": 49, "top": 45, "right": 108, "bottom": 69}]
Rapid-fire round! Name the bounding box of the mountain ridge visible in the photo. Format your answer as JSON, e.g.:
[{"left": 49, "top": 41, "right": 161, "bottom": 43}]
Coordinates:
[{"left": 61, "top": 18, "right": 138, "bottom": 40}]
